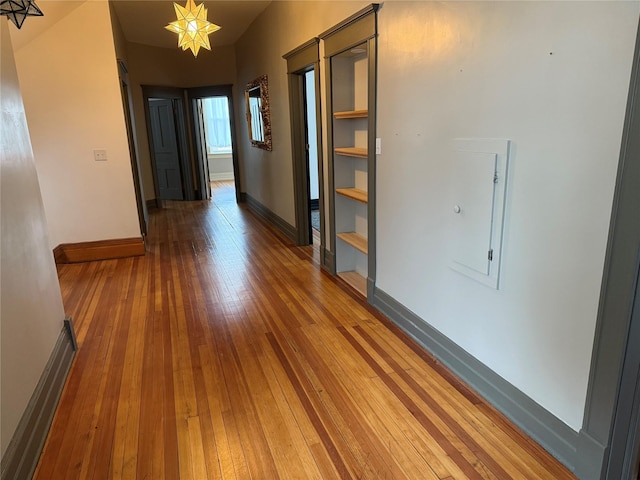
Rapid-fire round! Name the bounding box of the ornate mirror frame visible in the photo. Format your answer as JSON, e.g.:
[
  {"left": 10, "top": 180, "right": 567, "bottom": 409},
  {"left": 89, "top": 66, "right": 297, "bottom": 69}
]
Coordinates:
[{"left": 245, "top": 74, "right": 272, "bottom": 151}]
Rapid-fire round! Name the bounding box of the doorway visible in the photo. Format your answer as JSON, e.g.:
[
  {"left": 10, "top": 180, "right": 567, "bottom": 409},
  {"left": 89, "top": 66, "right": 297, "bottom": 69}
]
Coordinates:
[
  {"left": 142, "top": 85, "right": 240, "bottom": 205},
  {"left": 284, "top": 38, "right": 323, "bottom": 249},
  {"left": 201, "top": 96, "right": 234, "bottom": 185},
  {"left": 304, "top": 70, "right": 321, "bottom": 245},
  {"left": 143, "top": 86, "right": 194, "bottom": 203},
  {"left": 148, "top": 98, "right": 185, "bottom": 200},
  {"left": 188, "top": 85, "right": 241, "bottom": 203},
  {"left": 117, "top": 60, "right": 148, "bottom": 236}
]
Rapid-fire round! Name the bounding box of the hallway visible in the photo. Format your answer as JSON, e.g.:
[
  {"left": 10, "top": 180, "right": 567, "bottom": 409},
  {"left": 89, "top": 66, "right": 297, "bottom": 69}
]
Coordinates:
[{"left": 35, "top": 182, "right": 575, "bottom": 479}]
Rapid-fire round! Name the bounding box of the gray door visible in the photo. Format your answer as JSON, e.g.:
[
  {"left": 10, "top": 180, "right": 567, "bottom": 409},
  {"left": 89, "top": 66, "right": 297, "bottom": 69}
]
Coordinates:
[{"left": 149, "top": 99, "right": 183, "bottom": 200}]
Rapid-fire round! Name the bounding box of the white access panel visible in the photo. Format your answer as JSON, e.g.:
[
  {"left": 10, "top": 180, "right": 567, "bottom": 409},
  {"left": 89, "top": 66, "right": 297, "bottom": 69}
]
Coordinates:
[
  {"left": 451, "top": 138, "right": 510, "bottom": 289},
  {"left": 452, "top": 151, "right": 497, "bottom": 275}
]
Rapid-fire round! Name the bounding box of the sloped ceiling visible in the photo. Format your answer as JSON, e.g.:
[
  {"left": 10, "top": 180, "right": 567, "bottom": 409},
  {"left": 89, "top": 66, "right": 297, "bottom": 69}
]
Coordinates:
[{"left": 8, "top": 1, "right": 86, "bottom": 50}]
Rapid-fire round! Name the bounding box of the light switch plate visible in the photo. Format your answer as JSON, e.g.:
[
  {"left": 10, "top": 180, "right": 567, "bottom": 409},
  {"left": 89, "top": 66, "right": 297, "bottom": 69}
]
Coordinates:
[
  {"left": 93, "top": 149, "right": 107, "bottom": 161},
  {"left": 375, "top": 138, "right": 381, "bottom": 155}
]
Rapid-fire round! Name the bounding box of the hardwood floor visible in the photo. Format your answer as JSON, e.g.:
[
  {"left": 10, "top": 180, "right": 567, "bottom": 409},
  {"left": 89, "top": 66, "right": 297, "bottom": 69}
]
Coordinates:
[{"left": 35, "top": 181, "right": 576, "bottom": 479}]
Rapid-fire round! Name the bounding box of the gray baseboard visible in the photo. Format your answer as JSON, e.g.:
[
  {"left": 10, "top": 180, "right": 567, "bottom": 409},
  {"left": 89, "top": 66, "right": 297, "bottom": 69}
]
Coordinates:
[
  {"left": 1, "top": 318, "right": 77, "bottom": 480},
  {"left": 245, "top": 193, "right": 296, "bottom": 243},
  {"left": 371, "top": 286, "right": 579, "bottom": 473}
]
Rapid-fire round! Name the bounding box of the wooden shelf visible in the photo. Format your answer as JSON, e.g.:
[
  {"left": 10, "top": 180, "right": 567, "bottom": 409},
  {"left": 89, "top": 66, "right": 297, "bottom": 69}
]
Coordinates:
[
  {"left": 337, "top": 232, "right": 367, "bottom": 254},
  {"left": 338, "top": 271, "right": 367, "bottom": 297},
  {"left": 334, "top": 147, "right": 368, "bottom": 158},
  {"left": 336, "top": 188, "right": 367, "bottom": 203},
  {"left": 334, "top": 109, "right": 368, "bottom": 119}
]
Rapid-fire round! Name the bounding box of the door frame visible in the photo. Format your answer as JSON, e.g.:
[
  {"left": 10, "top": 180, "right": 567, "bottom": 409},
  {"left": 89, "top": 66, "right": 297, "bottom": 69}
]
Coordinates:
[
  {"left": 284, "top": 38, "right": 324, "bottom": 248},
  {"left": 187, "top": 85, "right": 241, "bottom": 202},
  {"left": 607, "top": 272, "right": 640, "bottom": 478},
  {"left": 142, "top": 85, "right": 194, "bottom": 202},
  {"left": 117, "top": 59, "right": 148, "bottom": 236},
  {"left": 576, "top": 17, "right": 640, "bottom": 479}
]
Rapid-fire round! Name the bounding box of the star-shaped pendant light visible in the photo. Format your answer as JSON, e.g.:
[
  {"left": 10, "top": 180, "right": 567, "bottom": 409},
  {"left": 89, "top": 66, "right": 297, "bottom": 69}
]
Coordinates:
[
  {"left": 0, "top": 0, "right": 43, "bottom": 29},
  {"left": 165, "top": 0, "right": 220, "bottom": 57}
]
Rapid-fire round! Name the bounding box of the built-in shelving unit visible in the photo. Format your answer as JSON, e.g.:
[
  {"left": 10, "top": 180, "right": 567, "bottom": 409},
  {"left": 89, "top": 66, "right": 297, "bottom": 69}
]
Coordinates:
[{"left": 322, "top": 4, "right": 378, "bottom": 299}]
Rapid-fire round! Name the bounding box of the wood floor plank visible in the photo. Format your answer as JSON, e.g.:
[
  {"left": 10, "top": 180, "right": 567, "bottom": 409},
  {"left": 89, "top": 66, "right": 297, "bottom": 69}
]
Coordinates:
[
  {"left": 265, "top": 331, "right": 355, "bottom": 480},
  {"left": 270, "top": 321, "right": 428, "bottom": 480},
  {"left": 114, "top": 261, "right": 148, "bottom": 479},
  {"left": 366, "top": 375, "right": 464, "bottom": 480},
  {"left": 302, "top": 323, "right": 462, "bottom": 479},
  {"left": 353, "top": 324, "right": 573, "bottom": 480},
  {"left": 259, "top": 336, "right": 342, "bottom": 480},
  {"left": 338, "top": 325, "right": 501, "bottom": 480},
  {"left": 215, "top": 320, "right": 281, "bottom": 479},
  {"left": 34, "top": 181, "right": 576, "bottom": 480}
]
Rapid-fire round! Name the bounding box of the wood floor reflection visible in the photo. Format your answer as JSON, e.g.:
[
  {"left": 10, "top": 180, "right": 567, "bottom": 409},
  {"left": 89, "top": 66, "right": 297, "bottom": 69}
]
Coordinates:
[{"left": 35, "top": 181, "right": 576, "bottom": 479}]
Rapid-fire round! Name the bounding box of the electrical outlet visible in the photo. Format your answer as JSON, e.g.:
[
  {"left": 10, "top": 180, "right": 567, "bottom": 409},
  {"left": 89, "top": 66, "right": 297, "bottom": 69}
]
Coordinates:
[{"left": 93, "top": 149, "right": 107, "bottom": 161}]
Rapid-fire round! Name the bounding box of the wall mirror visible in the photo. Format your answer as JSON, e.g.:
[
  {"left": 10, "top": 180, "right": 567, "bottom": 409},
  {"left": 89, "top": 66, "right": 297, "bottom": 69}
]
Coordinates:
[{"left": 245, "top": 74, "right": 272, "bottom": 151}]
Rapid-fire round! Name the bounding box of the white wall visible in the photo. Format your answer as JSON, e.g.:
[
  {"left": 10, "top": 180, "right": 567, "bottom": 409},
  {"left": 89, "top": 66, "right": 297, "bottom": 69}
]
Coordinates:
[
  {"left": 208, "top": 153, "right": 234, "bottom": 181},
  {"left": 234, "top": 1, "right": 368, "bottom": 225},
  {"left": 375, "top": 1, "right": 639, "bottom": 430},
  {"left": 10, "top": 1, "right": 141, "bottom": 248},
  {"left": 1, "top": 20, "right": 66, "bottom": 456}
]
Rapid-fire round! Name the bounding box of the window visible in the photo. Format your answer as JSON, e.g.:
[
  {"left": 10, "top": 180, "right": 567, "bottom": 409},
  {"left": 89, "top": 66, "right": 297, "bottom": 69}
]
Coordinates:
[{"left": 202, "top": 97, "right": 232, "bottom": 154}]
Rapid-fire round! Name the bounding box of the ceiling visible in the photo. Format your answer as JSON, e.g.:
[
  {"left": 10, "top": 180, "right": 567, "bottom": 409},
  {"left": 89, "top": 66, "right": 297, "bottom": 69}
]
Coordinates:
[
  {"left": 111, "top": 0, "right": 271, "bottom": 48},
  {"left": 9, "top": 1, "right": 271, "bottom": 51},
  {"left": 111, "top": 0, "right": 271, "bottom": 49}
]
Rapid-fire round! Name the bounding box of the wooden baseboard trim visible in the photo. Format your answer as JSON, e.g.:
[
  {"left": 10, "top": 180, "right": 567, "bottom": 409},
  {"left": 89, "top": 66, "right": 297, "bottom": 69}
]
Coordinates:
[
  {"left": 145, "top": 199, "right": 158, "bottom": 210},
  {"left": 0, "top": 318, "right": 77, "bottom": 480},
  {"left": 53, "top": 237, "right": 145, "bottom": 264}
]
